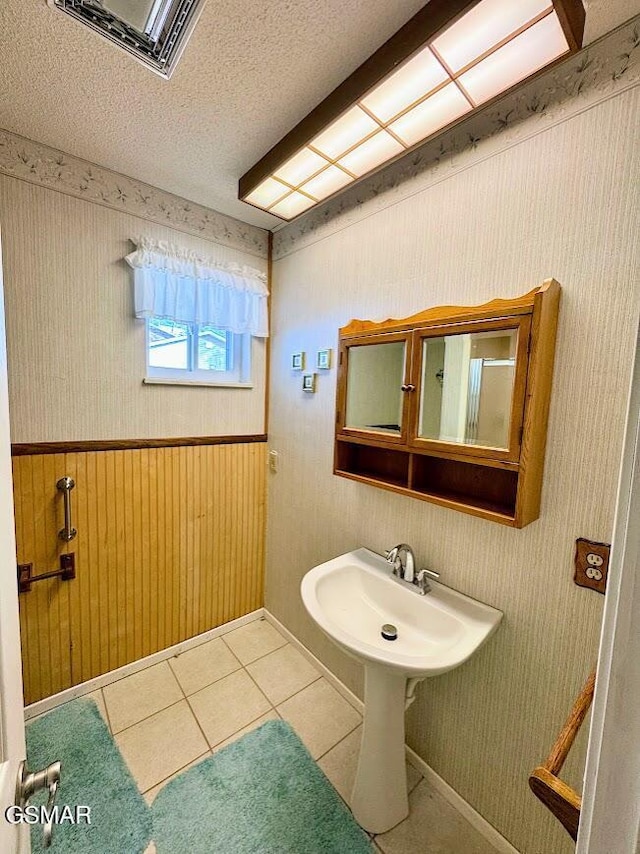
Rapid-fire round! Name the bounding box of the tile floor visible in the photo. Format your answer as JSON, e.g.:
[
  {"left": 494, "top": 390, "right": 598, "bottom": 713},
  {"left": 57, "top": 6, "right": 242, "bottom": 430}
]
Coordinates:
[{"left": 57, "top": 618, "right": 501, "bottom": 854}]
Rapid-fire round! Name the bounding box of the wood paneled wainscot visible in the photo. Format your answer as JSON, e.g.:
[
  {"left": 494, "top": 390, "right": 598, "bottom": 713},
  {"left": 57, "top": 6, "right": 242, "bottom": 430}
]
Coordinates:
[
  {"left": 335, "top": 281, "right": 560, "bottom": 527},
  {"left": 12, "top": 438, "right": 267, "bottom": 705}
]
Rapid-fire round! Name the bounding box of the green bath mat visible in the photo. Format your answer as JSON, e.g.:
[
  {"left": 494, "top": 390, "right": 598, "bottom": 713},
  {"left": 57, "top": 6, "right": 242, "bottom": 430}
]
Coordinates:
[
  {"left": 26, "top": 697, "right": 152, "bottom": 854},
  {"left": 152, "top": 720, "right": 373, "bottom": 854}
]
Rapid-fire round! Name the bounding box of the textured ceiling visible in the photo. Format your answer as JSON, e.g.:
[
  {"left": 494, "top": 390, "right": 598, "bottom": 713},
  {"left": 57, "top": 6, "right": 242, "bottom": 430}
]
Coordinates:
[{"left": 0, "top": 0, "right": 638, "bottom": 230}]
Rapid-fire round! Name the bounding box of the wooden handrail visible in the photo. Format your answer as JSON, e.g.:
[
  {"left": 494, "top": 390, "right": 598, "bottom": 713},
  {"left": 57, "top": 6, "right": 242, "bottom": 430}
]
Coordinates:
[{"left": 529, "top": 668, "right": 596, "bottom": 841}]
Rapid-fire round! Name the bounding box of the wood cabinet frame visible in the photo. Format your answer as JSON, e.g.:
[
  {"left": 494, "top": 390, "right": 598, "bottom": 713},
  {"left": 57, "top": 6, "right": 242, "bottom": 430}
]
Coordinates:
[{"left": 334, "top": 279, "right": 561, "bottom": 527}]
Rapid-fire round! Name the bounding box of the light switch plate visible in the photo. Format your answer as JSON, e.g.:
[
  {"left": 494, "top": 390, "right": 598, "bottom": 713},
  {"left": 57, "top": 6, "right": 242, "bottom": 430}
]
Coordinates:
[{"left": 574, "top": 538, "right": 610, "bottom": 594}]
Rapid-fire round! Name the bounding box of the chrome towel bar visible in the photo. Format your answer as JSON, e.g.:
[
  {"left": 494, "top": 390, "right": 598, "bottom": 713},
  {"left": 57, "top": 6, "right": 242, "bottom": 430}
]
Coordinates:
[{"left": 56, "top": 476, "right": 77, "bottom": 541}]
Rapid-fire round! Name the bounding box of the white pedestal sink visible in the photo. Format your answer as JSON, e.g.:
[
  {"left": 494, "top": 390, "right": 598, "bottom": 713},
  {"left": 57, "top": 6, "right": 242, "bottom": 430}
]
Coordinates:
[{"left": 301, "top": 548, "right": 503, "bottom": 834}]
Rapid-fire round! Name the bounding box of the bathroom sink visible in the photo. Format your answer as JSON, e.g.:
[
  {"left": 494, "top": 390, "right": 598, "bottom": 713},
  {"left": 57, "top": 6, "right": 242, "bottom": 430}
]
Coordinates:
[
  {"left": 301, "top": 548, "right": 503, "bottom": 833},
  {"left": 301, "top": 547, "right": 502, "bottom": 678}
]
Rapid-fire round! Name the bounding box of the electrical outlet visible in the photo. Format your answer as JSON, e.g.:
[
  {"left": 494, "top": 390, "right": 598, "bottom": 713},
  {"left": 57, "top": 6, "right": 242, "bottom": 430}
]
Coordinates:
[
  {"left": 268, "top": 449, "right": 278, "bottom": 473},
  {"left": 574, "top": 538, "right": 610, "bottom": 594}
]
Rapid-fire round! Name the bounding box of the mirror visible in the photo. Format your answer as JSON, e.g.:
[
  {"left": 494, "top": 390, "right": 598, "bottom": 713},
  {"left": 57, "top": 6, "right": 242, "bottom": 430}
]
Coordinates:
[
  {"left": 345, "top": 341, "right": 405, "bottom": 435},
  {"left": 419, "top": 329, "right": 517, "bottom": 449}
]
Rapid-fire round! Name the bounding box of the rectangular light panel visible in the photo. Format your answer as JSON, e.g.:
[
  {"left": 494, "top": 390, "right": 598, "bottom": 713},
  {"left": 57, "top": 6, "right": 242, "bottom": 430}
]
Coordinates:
[
  {"left": 361, "top": 45, "right": 450, "bottom": 124},
  {"left": 431, "top": 0, "right": 552, "bottom": 73},
  {"left": 389, "top": 83, "right": 472, "bottom": 147},
  {"left": 269, "top": 191, "right": 316, "bottom": 219},
  {"left": 338, "top": 131, "right": 405, "bottom": 177},
  {"left": 240, "top": 0, "right": 583, "bottom": 220},
  {"left": 300, "top": 165, "right": 354, "bottom": 200},
  {"left": 274, "top": 147, "right": 330, "bottom": 186},
  {"left": 311, "top": 106, "right": 379, "bottom": 160},
  {"left": 457, "top": 14, "right": 569, "bottom": 104}
]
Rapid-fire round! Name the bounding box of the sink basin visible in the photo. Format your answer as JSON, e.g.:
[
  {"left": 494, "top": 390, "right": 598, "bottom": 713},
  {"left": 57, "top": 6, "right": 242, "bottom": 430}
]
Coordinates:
[
  {"left": 301, "top": 547, "right": 502, "bottom": 678},
  {"left": 301, "top": 547, "right": 503, "bottom": 834}
]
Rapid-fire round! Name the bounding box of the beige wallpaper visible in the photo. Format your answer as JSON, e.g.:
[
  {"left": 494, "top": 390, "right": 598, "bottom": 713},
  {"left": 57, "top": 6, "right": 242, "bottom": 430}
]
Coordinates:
[
  {"left": 266, "top": 86, "right": 640, "bottom": 854},
  {"left": 0, "top": 176, "right": 268, "bottom": 442}
]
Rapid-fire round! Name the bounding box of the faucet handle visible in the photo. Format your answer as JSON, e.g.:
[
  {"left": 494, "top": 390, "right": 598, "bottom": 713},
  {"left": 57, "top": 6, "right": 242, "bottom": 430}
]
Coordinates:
[
  {"left": 385, "top": 546, "right": 401, "bottom": 576},
  {"left": 415, "top": 567, "right": 439, "bottom": 594}
]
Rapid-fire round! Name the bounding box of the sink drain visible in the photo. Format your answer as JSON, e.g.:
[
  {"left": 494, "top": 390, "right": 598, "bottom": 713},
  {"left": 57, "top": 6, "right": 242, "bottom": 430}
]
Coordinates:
[{"left": 381, "top": 623, "right": 398, "bottom": 641}]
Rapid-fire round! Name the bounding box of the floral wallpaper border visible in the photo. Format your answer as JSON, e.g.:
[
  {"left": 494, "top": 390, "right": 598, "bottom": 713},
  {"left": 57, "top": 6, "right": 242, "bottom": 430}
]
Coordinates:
[
  {"left": 273, "top": 16, "right": 640, "bottom": 260},
  {"left": 0, "top": 130, "right": 268, "bottom": 260}
]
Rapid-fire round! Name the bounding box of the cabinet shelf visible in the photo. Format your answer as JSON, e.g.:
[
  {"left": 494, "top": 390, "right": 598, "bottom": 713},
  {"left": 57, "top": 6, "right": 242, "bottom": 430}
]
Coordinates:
[
  {"left": 411, "top": 454, "right": 518, "bottom": 518},
  {"left": 335, "top": 441, "right": 410, "bottom": 489},
  {"left": 334, "top": 280, "right": 561, "bottom": 528}
]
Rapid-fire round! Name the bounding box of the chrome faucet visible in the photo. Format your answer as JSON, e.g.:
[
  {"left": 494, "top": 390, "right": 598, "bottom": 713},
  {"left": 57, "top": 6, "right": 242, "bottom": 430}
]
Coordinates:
[
  {"left": 385, "top": 544, "right": 441, "bottom": 595},
  {"left": 385, "top": 543, "right": 416, "bottom": 583}
]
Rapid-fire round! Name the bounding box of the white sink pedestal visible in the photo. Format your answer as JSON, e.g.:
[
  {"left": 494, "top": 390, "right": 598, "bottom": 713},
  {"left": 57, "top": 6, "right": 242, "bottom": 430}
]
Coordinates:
[
  {"left": 301, "top": 548, "right": 503, "bottom": 833},
  {"left": 351, "top": 664, "right": 422, "bottom": 834}
]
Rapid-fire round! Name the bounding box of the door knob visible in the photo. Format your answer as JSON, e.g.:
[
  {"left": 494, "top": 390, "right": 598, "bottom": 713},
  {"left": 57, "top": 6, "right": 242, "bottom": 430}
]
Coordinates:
[{"left": 15, "top": 759, "right": 61, "bottom": 848}]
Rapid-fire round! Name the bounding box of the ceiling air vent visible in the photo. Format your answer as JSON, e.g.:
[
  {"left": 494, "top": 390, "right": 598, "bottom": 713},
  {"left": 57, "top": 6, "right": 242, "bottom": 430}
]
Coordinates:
[{"left": 48, "top": 0, "right": 205, "bottom": 78}]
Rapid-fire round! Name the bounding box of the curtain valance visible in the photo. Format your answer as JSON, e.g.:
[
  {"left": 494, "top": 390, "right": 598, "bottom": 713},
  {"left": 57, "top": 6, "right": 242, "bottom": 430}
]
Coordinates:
[{"left": 126, "top": 237, "right": 269, "bottom": 338}]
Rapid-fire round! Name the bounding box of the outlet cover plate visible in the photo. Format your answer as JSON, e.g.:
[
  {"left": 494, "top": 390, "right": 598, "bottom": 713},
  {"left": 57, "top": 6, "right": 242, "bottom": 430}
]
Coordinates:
[{"left": 574, "top": 538, "right": 610, "bottom": 594}]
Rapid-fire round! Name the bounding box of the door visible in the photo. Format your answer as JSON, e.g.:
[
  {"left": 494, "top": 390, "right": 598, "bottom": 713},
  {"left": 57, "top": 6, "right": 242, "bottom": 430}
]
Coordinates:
[
  {"left": 0, "top": 230, "right": 29, "bottom": 853},
  {"left": 577, "top": 319, "right": 640, "bottom": 853}
]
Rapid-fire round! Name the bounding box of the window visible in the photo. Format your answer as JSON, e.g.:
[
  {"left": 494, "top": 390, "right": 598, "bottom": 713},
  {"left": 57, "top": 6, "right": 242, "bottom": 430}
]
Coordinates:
[
  {"left": 126, "top": 236, "right": 268, "bottom": 387},
  {"left": 145, "top": 318, "right": 251, "bottom": 386}
]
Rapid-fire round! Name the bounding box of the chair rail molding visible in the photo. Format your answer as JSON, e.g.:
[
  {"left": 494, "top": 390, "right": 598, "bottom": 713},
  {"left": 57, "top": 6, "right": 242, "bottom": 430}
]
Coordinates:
[
  {"left": 0, "top": 129, "right": 268, "bottom": 260},
  {"left": 273, "top": 15, "right": 640, "bottom": 260}
]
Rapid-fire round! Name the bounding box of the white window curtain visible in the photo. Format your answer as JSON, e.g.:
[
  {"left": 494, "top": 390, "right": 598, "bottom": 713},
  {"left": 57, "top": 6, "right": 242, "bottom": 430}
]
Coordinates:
[{"left": 126, "top": 237, "right": 269, "bottom": 337}]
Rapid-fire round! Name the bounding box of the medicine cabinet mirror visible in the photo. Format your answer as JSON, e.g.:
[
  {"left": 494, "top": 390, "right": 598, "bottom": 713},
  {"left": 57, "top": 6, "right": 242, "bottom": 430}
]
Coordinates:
[{"left": 335, "top": 280, "right": 560, "bottom": 527}]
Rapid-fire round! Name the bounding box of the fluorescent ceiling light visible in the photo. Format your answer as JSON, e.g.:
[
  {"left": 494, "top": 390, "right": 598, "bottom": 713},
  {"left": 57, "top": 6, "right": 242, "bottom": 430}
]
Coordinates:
[
  {"left": 311, "top": 106, "right": 380, "bottom": 160},
  {"left": 300, "top": 165, "right": 354, "bottom": 200},
  {"left": 389, "top": 84, "right": 472, "bottom": 147},
  {"left": 239, "top": 0, "right": 585, "bottom": 221},
  {"left": 360, "top": 46, "right": 449, "bottom": 124},
  {"left": 338, "top": 131, "right": 405, "bottom": 177},
  {"left": 244, "top": 177, "right": 291, "bottom": 209},
  {"left": 430, "top": 0, "right": 552, "bottom": 74},
  {"left": 273, "top": 147, "right": 330, "bottom": 186},
  {"left": 269, "top": 192, "right": 316, "bottom": 219},
  {"left": 457, "top": 14, "right": 570, "bottom": 104}
]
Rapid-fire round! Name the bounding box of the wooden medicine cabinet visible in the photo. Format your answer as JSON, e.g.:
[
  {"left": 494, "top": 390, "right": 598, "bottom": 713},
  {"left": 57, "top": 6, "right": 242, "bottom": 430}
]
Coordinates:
[{"left": 334, "top": 280, "right": 561, "bottom": 527}]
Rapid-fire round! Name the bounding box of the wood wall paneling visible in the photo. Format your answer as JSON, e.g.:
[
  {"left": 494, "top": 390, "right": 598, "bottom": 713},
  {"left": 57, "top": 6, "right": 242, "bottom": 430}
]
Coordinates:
[{"left": 13, "top": 442, "right": 267, "bottom": 705}]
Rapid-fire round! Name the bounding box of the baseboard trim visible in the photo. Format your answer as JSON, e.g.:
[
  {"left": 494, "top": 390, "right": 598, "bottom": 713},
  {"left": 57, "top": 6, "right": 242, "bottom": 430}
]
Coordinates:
[
  {"left": 264, "top": 609, "right": 519, "bottom": 854},
  {"left": 404, "top": 746, "right": 520, "bottom": 854},
  {"left": 24, "top": 609, "right": 265, "bottom": 720}
]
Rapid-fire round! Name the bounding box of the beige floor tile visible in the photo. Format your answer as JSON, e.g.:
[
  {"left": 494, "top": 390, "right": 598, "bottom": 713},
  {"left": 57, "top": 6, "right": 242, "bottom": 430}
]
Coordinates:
[
  {"left": 246, "top": 644, "right": 321, "bottom": 704},
  {"left": 319, "top": 726, "right": 421, "bottom": 805},
  {"left": 222, "top": 619, "right": 287, "bottom": 665},
  {"left": 85, "top": 689, "right": 111, "bottom": 731},
  {"left": 188, "top": 669, "right": 272, "bottom": 747},
  {"left": 277, "top": 678, "right": 361, "bottom": 759},
  {"left": 169, "top": 637, "right": 241, "bottom": 696},
  {"left": 374, "top": 781, "right": 500, "bottom": 854},
  {"left": 318, "top": 725, "right": 362, "bottom": 802},
  {"left": 211, "top": 710, "right": 281, "bottom": 753},
  {"left": 103, "top": 661, "right": 183, "bottom": 733},
  {"left": 143, "top": 752, "right": 210, "bottom": 804},
  {"left": 115, "top": 700, "right": 208, "bottom": 793}
]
